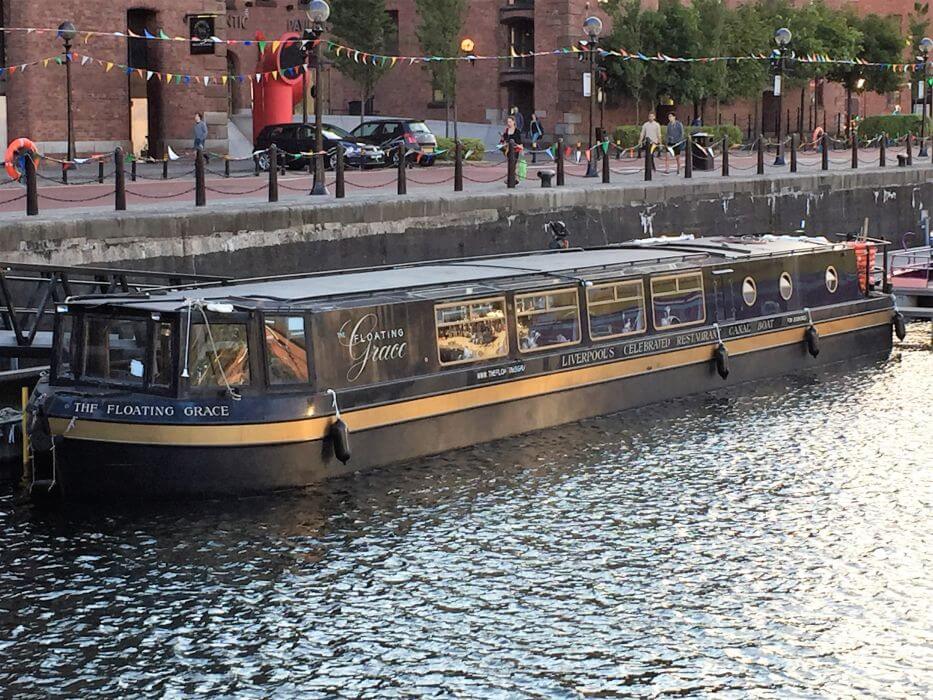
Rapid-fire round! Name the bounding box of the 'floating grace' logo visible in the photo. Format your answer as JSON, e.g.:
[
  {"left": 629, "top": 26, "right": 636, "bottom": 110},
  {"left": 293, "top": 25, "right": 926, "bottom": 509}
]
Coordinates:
[{"left": 338, "top": 314, "right": 407, "bottom": 382}]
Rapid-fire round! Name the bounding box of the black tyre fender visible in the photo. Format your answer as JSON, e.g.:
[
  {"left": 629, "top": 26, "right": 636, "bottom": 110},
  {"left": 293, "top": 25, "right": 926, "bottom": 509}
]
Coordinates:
[
  {"left": 329, "top": 418, "right": 351, "bottom": 464},
  {"left": 893, "top": 311, "right": 907, "bottom": 341},
  {"left": 714, "top": 342, "right": 730, "bottom": 380},
  {"left": 804, "top": 324, "right": 820, "bottom": 357}
]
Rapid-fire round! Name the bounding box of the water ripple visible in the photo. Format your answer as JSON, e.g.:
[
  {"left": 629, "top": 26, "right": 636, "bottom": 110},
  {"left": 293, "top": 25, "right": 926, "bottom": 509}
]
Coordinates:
[{"left": 0, "top": 326, "right": 930, "bottom": 698}]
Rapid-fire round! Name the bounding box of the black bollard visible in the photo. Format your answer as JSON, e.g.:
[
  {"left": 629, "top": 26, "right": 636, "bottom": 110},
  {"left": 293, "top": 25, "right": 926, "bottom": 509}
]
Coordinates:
[
  {"left": 879, "top": 137, "right": 886, "bottom": 167},
  {"left": 268, "top": 144, "right": 279, "bottom": 203},
  {"left": 685, "top": 136, "right": 693, "bottom": 179},
  {"left": 131, "top": 158, "right": 137, "bottom": 182},
  {"left": 114, "top": 147, "right": 126, "bottom": 211},
  {"left": 601, "top": 138, "right": 610, "bottom": 183},
  {"left": 757, "top": 137, "right": 764, "bottom": 175},
  {"left": 335, "top": 144, "right": 345, "bottom": 199},
  {"left": 556, "top": 138, "right": 565, "bottom": 186},
  {"left": 531, "top": 143, "right": 537, "bottom": 165},
  {"left": 195, "top": 149, "right": 206, "bottom": 207},
  {"left": 98, "top": 159, "right": 105, "bottom": 184},
  {"left": 644, "top": 144, "right": 653, "bottom": 182},
  {"left": 507, "top": 139, "right": 517, "bottom": 189},
  {"left": 62, "top": 160, "right": 68, "bottom": 184},
  {"left": 790, "top": 134, "right": 797, "bottom": 173},
  {"left": 162, "top": 156, "right": 169, "bottom": 180},
  {"left": 851, "top": 131, "right": 858, "bottom": 169},
  {"left": 821, "top": 134, "right": 829, "bottom": 170},
  {"left": 224, "top": 158, "right": 231, "bottom": 178},
  {"left": 397, "top": 145, "right": 407, "bottom": 195},
  {"left": 254, "top": 153, "right": 261, "bottom": 177},
  {"left": 721, "top": 136, "right": 729, "bottom": 177},
  {"left": 454, "top": 140, "right": 463, "bottom": 192},
  {"left": 25, "top": 153, "right": 38, "bottom": 216},
  {"left": 906, "top": 134, "right": 912, "bottom": 166}
]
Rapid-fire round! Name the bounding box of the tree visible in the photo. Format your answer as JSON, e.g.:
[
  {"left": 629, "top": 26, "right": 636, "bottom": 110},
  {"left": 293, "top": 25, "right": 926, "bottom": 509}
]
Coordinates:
[
  {"left": 328, "top": 0, "right": 397, "bottom": 125},
  {"left": 604, "top": 0, "right": 664, "bottom": 121},
  {"left": 414, "top": 0, "right": 467, "bottom": 137}
]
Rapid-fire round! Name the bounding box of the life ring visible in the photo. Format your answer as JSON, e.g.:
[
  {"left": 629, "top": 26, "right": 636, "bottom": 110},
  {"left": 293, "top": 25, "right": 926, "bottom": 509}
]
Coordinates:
[{"left": 5, "top": 138, "right": 38, "bottom": 181}]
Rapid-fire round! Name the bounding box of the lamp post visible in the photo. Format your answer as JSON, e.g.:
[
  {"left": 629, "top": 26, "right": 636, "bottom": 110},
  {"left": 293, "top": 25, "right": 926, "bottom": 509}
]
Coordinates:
[
  {"left": 305, "top": 0, "right": 330, "bottom": 195},
  {"left": 772, "top": 27, "right": 792, "bottom": 166},
  {"left": 455, "top": 38, "right": 476, "bottom": 147},
  {"left": 583, "top": 15, "right": 603, "bottom": 177},
  {"left": 919, "top": 37, "right": 932, "bottom": 158},
  {"left": 58, "top": 21, "right": 77, "bottom": 163}
]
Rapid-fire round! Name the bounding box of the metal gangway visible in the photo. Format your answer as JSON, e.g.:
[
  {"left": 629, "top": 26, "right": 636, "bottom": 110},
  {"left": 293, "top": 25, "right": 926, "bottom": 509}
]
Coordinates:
[{"left": 0, "top": 261, "right": 228, "bottom": 368}]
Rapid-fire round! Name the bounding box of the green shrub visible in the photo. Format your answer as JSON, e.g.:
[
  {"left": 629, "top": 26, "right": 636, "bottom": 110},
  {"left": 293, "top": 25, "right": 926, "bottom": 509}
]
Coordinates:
[
  {"left": 612, "top": 123, "right": 743, "bottom": 148},
  {"left": 435, "top": 137, "right": 485, "bottom": 161},
  {"left": 858, "top": 114, "right": 932, "bottom": 140}
]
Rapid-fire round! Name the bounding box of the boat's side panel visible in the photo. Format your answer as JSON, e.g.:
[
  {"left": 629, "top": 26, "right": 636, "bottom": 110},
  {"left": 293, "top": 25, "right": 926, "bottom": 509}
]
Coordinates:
[{"left": 50, "top": 320, "right": 892, "bottom": 499}]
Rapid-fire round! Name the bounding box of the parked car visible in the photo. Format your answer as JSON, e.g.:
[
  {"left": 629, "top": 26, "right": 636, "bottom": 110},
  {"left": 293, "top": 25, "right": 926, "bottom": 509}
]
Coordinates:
[
  {"left": 253, "top": 122, "right": 384, "bottom": 171},
  {"left": 348, "top": 119, "right": 438, "bottom": 166}
]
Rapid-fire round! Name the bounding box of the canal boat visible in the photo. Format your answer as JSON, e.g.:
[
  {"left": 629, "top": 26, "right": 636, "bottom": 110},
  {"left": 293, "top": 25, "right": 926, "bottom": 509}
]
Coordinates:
[{"left": 27, "top": 235, "right": 898, "bottom": 500}]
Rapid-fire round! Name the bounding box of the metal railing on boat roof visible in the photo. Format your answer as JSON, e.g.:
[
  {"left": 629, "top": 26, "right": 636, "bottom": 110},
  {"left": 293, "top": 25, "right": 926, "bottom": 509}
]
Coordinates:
[{"left": 0, "top": 261, "right": 230, "bottom": 353}]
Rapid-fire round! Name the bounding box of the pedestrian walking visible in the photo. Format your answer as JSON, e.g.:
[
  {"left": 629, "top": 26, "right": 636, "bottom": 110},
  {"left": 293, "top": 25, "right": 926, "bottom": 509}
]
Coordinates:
[
  {"left": 529, "top": 113, "right": 544, "bottom": 146},
  {"left": 511, "top": 107, "right": 525, "bottom": 136},
  {"left": 193, "top": 112, "right": 209, "bottom": 163},
  {"left": 665, "top": 112, "right": 685, "bottom": 174},
  {"left": 639, "top": 112, "right": 661, "bottom": 170}
]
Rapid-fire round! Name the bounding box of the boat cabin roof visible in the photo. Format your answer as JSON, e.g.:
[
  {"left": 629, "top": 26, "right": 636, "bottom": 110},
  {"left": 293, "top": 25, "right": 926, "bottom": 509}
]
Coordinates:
[{"left": 65, "top": 235, "right": 840, "bottom": 313}]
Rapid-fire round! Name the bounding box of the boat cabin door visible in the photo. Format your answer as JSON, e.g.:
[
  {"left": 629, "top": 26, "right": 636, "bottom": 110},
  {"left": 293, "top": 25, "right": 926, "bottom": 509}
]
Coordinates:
[{"left": 711, "top": 269, "right": 736, "bottom": 323}]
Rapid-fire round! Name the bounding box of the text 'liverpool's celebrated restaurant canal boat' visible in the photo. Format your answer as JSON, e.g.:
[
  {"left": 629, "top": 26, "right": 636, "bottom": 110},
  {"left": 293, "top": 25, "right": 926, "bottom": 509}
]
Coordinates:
[{"left": 27, "top": 235, "right": 899, "bottom": 499}]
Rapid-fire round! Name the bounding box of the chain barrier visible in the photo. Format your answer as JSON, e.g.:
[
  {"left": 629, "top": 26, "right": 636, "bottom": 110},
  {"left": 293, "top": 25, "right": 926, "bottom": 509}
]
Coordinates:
[
  {"left": 205, "top": 183, "right": 269, "bottom": 195},
  {"left": 134, "top": 168, "right": 197, "bottom": 181},
  {"left": 124, "top": 186, "right": 197, "bottom": 199},
  {"left": 0, "top": 192, "right": 26, "bottom": 206},
  {"left": 342, "top": 176, "right": 399, "bottom": 189},
  {"left": 37, "top": 189, "right": 115, "bottom": 203}
]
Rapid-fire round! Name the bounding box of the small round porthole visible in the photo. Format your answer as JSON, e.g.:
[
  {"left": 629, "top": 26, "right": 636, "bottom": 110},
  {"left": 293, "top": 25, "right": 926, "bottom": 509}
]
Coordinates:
[
  {"left": 779, "top": 272, "right": 793, "bottom": 300},
  {"left": 825, "top": 266, "right": 838, "bottom": 293},
  {"left": 742, "top": 276, "right": 757, "bottom": 306}
]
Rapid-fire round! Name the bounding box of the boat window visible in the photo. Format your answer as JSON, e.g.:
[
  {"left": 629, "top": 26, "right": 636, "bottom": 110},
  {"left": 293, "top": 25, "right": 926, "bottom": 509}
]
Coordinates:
[
  {"left": 516, "top": 288, "right": 581, "bottom": 352},
  {"left": 82, "top": 316, "right": 149, "bottom": 386},
  {"left": 265, "top": 315, "right": 310, "bottom": 384},
  {"left": 650, "top": 272, "right": 706, "bottom": 329},
  {"left": 825, "top": 266, "right": 838, "bottom": 293},
  {"left": 187, "top": 323, "right": 251, "bottom": 388},
  {"left": 779, "top": 272, "right": 794, "bottom": 300},
  {"left": 54, "top": 314, "right": 76, "bottom": 380},
  {"left": 435, "top": 297, "right": 509, "bottom": 365},
  {"left": 587, "top": 280, "right": 646, "bottom": 339},
  {"left": 151, "top": 322, "right": 175, "bottom": 388},
  {"left": 742, "top": 277, "right": 757, "bottom": 306}
]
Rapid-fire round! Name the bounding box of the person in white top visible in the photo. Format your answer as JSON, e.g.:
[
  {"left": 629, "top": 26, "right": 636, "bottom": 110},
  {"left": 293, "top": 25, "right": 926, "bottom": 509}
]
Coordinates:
[{"left": 639, "top": 112, "right": 661, "bottom": 169}]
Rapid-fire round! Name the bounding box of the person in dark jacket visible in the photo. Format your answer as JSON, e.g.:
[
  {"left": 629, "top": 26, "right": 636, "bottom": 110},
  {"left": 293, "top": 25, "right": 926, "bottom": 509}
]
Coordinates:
[
  {"left": 193, "top": 112, "right": 209, "bottom": 163},
  {"left": 665, "top": 112, "right": 685, "bottom": 173},
  {"left": 500, "top": 116, "right": 523, "bottom": 149},
  {"left": 546, "top": 220, "right": 570, "bottom": 250}
]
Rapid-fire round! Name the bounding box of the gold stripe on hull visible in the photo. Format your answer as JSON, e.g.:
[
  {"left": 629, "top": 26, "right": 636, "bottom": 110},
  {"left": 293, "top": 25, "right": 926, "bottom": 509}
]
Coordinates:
[{"left": 48, "top": 310, "right": 891, "bottom": 447}]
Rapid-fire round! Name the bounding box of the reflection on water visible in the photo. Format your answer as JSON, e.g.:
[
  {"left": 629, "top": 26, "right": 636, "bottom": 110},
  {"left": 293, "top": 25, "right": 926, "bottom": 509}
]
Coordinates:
[{"left": 1, "top": 327, "right": 930, "bottom": 698}]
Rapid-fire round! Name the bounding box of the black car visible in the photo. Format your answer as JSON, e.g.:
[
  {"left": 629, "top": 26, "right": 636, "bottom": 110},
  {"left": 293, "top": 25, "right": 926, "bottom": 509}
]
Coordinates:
[
  {"left": 349, "top": 119, "right": 438, "bottom": 166},
  {"left": 254, "top": 123, "right": 384, "bottom": 171}
]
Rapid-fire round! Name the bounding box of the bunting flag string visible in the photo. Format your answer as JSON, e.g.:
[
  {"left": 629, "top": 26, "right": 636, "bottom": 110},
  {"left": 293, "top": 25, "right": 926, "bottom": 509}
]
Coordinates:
[{"left": 0, "top": 24, "right": 926, "bottom": 77}]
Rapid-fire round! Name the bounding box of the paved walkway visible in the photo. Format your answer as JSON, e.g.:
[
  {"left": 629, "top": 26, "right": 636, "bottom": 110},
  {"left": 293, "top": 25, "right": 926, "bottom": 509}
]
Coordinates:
[{"left": 0, "top": 145, "right": 927, "bottom": 221}]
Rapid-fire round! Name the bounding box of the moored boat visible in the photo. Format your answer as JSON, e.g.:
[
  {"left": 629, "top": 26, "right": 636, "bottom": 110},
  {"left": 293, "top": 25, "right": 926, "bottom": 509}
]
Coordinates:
[{"left": 27, "top": 235, "right": 896, "bottom": 500}]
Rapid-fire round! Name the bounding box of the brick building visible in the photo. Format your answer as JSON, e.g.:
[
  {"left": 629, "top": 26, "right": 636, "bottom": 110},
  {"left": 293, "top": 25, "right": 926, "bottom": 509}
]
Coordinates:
[{"left": 0, "top": 0, "right": 921, "bottom": 157}]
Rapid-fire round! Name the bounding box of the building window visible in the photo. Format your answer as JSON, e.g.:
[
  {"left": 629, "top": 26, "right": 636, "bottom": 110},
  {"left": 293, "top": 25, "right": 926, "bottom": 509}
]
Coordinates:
[
  {"left": 825, "top": 266, "right": 838, "bottom": 293},
  {"left": 516, "top": 288, "right": 581, "bottom": 352},
  {"left": 187, "top": 323, "right": 251, "bottom": 388},
  {"left": 742, "top": 277, "right": 757, "bottom": 307},
  {"left": 265, "top": 316, "right": 309, "bottom": 384},
  {"left": 586, "top": 280, "right": 646, "bottom": 339},
  {"left": 435, "top": 297, "right": 509, "bottom": 365},
  {"left": 779, "top": 272, "right": 793, "bottom": 301},
  {"left": 650, "top": 272, "right": 706, "bottom": 329}
]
